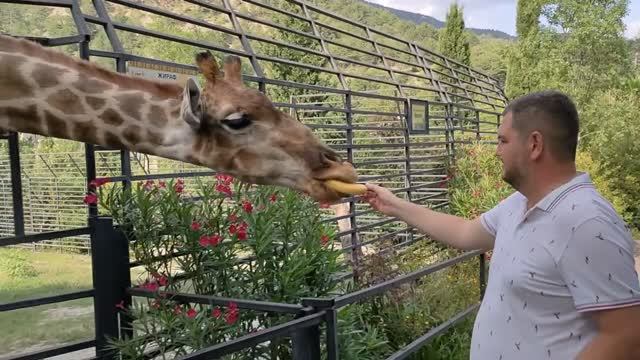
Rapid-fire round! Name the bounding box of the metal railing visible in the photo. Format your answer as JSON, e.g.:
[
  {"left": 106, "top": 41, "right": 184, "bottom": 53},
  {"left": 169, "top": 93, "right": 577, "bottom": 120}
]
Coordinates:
[{"left": 0, "top": 0, "right": 504, "bottom": 358}]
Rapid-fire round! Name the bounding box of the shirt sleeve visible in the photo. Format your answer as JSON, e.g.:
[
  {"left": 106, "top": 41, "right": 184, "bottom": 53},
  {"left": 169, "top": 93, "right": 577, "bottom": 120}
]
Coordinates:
[
  {"left": 557, "top": 216, "right": 640, "bottom": 312},
  {"left": 480, "top": 192, "right": 518, "bottom": 237}
]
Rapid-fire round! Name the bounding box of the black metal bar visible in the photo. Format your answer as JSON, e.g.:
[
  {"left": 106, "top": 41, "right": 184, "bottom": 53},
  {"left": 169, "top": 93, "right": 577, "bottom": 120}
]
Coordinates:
[
  {"left": 242, "top": 0, "right": 311, "bottom": 24},
  {"left": 128, "top": 288, "right": 305, "bottom": 314},
  {"left": 183, "top": 0, "right": 231, "bottom": 15},
  {"left": 479, "top": 253, "right": 487, "bottom": 299},
  {"left": 93, "top": 0, "right": 125, "bottom": 53},
  {"left": 106, "top": 0, "right": 240, "bottom": 37},
  {"left": 8, "top": 132, "right": 25, "bottom": 238},
  {"left": 6, "top": 0, "right": 72, "bottom": 6},
  {"left": 0, "top": 290, "right": 94, "bottom": 312},
  {"left": 325, "top": 308, "right": 339, "bottom": 360},
  {"left": 292, "top": 327, "right": 321, "bottom": 360},
  {"left": 70, "top": 0, "right": 90, "bottom": 38},
  {"left": 6, "top": 339, "right": 96, "bottom": 360},
  {"left": 0, "top": 227, "right": 91, "bottom": 247},
  {"left": 385, "top": 303, "right": 480, "bottom": 360},
  {"left": 105, "top": 19, "right": 247, "bottom": 57},
  {"left": 334, "top": 250, "right": 482, "bottom": 307},
  {"left": 177, "top": 311, "right": 326, "bottom": 360},
  {"left": 90, "top": 217, "right": 132, "bottom": 358}
]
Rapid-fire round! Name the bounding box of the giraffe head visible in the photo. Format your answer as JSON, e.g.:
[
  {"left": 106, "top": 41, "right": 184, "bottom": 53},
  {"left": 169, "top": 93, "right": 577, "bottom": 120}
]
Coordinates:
[{"left": 181, "top": 51, "right": 357, "bottom": 202}]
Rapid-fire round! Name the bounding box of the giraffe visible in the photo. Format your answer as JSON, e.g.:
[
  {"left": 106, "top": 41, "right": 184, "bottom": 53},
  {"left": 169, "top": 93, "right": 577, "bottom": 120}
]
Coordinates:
[{"left": 0, "top": 34, "right": 358, "bottom": 203}]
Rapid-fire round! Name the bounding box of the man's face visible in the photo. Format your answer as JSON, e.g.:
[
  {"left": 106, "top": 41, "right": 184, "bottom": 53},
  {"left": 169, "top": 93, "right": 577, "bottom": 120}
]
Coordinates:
[{"left": 496, "top": 112, "right": 528, "bottom": 189}]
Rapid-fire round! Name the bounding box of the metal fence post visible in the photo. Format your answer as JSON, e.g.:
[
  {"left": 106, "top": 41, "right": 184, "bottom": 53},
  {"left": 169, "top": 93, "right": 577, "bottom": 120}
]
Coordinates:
[
  {"left": 291, "top": 323, "right": 321, "bottom": 360},
  {"left": 479, "top": 253, "right": 486, "bottom": 299},
  {"left": 90, "top": 216, "right": 132, "bottom": 359}
]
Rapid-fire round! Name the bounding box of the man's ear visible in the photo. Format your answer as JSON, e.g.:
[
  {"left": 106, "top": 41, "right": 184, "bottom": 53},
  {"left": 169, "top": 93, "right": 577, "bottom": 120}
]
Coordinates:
[
  {"left": 180, "top": 77, "right": 202, "bottom": 130},
  {"left": 530, "top": 130, "right": 544, "bottom": 160}
]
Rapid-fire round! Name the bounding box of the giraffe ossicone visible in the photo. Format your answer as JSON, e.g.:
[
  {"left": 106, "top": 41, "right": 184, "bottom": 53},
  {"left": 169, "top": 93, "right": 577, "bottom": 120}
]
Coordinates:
[{"left": 0, "top": 34, "right": 358, "bottom": 202}]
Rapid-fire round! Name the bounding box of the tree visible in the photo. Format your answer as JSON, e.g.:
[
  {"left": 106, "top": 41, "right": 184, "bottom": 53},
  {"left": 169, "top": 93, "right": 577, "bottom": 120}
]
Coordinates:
[
  {"left": 438, "top": 3, "right": 471, "bottom": 66},
  {"left": 505, "top": 0, "right": 547, "bottom": 98},
  {"left": 506, "top": 0, "right": 631, "bottom": 103}
]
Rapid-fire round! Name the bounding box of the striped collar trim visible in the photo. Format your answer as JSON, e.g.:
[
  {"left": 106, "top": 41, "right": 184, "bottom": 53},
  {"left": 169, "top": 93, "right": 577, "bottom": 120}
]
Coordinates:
[{"left": 533, "top": 172, "right": 595, "bottom": 212}]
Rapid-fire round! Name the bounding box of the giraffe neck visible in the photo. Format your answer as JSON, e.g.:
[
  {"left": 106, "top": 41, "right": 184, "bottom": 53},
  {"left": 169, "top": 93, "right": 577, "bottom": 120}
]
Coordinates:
[{"left": 0, "top": 35, "right": 199, "bottom": 164}]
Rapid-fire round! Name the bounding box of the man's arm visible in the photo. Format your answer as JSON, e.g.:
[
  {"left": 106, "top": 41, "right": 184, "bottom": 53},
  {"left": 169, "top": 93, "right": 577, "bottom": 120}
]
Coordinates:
[
  {"left": 557, "top": 216, "right": 640, "bottom": 359},
  {"left": 576, "top": 305, "right": 640, "bottom": 360},
  {"left": 362, "top": 183, "right": 495, "bottom": 251}
]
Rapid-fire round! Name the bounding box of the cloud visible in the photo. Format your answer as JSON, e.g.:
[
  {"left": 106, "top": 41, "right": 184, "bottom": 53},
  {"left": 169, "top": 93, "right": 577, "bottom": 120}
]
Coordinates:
[
  {"left": 366, "top": 0, "right": 517, "bottom": 35},
  {"left": 625, "top": 20, "right": 640, "bottom": 38}
]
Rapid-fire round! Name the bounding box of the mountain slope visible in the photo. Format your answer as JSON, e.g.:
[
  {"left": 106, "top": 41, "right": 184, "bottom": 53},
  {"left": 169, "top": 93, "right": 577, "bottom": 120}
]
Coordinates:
[{"left": 364, "top": 1, "right": 516, "bottom": 40}]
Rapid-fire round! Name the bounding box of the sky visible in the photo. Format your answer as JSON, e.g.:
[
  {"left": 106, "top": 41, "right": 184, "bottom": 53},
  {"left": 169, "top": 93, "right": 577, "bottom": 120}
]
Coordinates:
[{"left": 366, "top": 0, "right": 640, "bottom": 39}]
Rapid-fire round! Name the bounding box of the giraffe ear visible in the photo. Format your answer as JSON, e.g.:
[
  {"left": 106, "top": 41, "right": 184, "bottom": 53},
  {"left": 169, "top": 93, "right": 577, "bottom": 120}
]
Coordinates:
[
  {"left": 223, "top": 55, "right": 243, "bottom": 86},
  {"left": 195, "top": 50, "right": 220, "bottom": 82},
  {"left": 181, "top": 77, "right": 203, "bottom": 130}
]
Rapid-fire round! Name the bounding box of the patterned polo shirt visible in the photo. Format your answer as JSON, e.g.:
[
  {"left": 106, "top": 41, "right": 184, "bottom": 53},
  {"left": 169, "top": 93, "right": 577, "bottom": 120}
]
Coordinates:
[{"left": 470, "top": 172, "right": 640, "bottom": 360}]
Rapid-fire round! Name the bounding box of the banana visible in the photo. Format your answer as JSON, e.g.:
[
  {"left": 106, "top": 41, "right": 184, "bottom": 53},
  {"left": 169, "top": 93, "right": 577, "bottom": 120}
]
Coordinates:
[{"left": 324, "top": 179, "right": 367, "bottom": 195}]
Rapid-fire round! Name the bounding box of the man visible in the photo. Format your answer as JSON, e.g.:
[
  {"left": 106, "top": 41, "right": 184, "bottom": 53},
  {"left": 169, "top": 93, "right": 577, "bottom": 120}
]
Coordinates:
[{"left": 363, "top": 90, "right": 640, "bottom": 359}]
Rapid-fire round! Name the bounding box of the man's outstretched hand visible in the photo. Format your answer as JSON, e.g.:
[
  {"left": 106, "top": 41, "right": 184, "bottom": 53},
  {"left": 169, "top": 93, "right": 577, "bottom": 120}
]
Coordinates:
[{"left": 361, "top": 183, "right": 403, "bottom": 217}]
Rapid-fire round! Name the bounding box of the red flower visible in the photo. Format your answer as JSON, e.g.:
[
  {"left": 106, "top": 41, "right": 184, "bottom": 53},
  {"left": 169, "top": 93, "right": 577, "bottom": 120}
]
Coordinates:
[
  {"left": 158, "top": 181, "right": 166, "bottom": 189},
  {"left": 215, "top": 183, "right": 233, "bottom": 196},
  {"left": 228, "top": 213, "right": 238, "bottom": 223},
  {"left": 191, "top": 221, "right": 201, "bottom": 231},
  {"left": 199, "top": 235, "right": 210, "bottom": 247},
  {"left": 90, "top": 178, "right": 109, "bottom": 188},
  {"left": 321, "top": 234, "right": 330, "bottom": 246},
  {"left": 141, "top": 280, "right": 159, "bottom": 292},
  {"left": 230, "top": 221, "right": 248, "bottom": 238},
  {"left": 269, "top": 194, "right": 277, "bottom": 202},
  {"left": 200, "top": 234, "right": 221, "bottom": 247},
  {"left": 115, "top": 300, "right": 125, "bottom": 310},
  {"left": 156, "top": 275, "right": 168, "bottom": 287},
  {"left": 174, "top": 179, "right": 185, "bottom": 193},
  {"left": 186, "top": 307, "right": 197, "bottom": 319},
  {"left": 83, "top": 193, "right": 98, "bottom": 205},
  {"left": 211, "top": 307, "right": 222, "bottom": 318},
  {"left": 241, "top": 200, "right": 253, "bottom": 213},
  {"left": 174, "top": 305, "right": 182, "bottom": 315},
  {"left": 143, "top": 180, "right": 154, "bottom": 191},
  {"left": 209, "top": 234, "right": 221, "bottom": 246},
  {"left": 216, "top": 173, "right": 234, "bottom": 185},
  {"left": 225, "top": 302, "right": 239, "bottom": 325}
]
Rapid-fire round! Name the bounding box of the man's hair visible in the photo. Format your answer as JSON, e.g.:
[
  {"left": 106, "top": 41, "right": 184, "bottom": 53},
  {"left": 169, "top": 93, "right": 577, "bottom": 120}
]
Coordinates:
[{"left": 503, "top": 90, "right": 579, "bottom": 162}]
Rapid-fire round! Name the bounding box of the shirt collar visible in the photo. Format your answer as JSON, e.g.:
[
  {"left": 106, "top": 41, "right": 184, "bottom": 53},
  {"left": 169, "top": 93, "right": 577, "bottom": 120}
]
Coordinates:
[{"left": 530, "top": 172, "right": 593, "bottom": 213}]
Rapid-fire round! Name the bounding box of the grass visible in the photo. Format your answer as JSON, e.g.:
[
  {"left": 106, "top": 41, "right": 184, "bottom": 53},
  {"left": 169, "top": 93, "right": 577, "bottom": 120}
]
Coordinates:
[{"left": 0, "top": 247, "right": 96, "bottom": 355}]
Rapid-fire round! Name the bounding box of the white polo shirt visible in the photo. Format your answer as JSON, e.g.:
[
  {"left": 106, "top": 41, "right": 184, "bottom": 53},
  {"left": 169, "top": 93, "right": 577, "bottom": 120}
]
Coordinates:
[{"left": 471, "top": 172, "right": 640, "bottom": 360}]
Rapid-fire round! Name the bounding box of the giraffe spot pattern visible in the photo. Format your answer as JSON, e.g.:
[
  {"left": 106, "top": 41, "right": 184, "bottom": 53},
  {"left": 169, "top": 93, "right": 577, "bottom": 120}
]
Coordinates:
[
  {"left": 0, "top": 54, "right": 34, "bottom": 100},
  {"left": 46, "top": 88, "right": 85, "bottom": 115},
  {"left": 103, "top": 131, "right": 123, "bottom": 150},
  {"left": 44, "top": 110, "right": 69, "bottom": 139},
  {"left": 123, "top": 125, "right": 143, "bottom": 145},
  {"left": 116, "top": 94, "right": 144, "bottom": 121},
  {"left": 146, "top": 129, "right": 164, "bottom": 145},
  {"left": 73, "top": 74, "right": 113, "bottom": 94},
  {"left": 5, "top": 105, "right": 42, "bottom": 134},
  {"left": 72, "top": 122, "right": 99, "bottom": 145},
  {"left": 149, "top": 104, "right": 169, "bottom": 127},
  {"left": 99, "top": 108, "right": 124, "bottom": 126},
  {"left": 86, "top": 96, "right": 107, "bottom": 111},
  {"left": 32, "top": 63, "right": 68, "bottom": 88}
]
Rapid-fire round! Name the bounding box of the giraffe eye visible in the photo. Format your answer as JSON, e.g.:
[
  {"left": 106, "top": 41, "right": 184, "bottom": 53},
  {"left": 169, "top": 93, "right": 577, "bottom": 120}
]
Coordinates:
[{"left": 222, "top": 113, "right": 252, "bottom": 130}]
